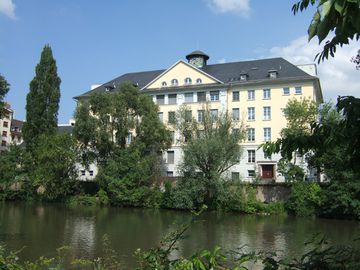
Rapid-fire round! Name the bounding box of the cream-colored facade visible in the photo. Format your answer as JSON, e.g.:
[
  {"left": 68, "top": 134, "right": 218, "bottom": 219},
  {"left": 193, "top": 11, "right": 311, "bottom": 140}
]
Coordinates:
[{"left": 77, "top": 51, "right": 322, "bottom": 182}]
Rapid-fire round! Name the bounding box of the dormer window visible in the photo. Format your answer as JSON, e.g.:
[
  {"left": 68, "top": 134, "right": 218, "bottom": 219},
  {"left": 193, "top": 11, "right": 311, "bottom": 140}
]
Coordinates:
[
  {"left": 196, "top": 78, "right": 202, "bottom": 84},
  {"left": 161, "top": 81, "right": 167, "bottom": 87},
  {"left": 171, "top": 79, "right": 178, "bottom": 86},
  {"left": 184, "top": 77, "right": 192, "bottom": 85},
  {"left": 240, "top": 73, "right": 248, "bottom": 81},
  {"left": 268, "top": 70, "right": 278, "bottom": 79}
]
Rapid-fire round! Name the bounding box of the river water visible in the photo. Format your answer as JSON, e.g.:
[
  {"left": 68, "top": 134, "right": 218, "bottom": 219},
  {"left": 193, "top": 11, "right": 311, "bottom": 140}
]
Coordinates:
[{"left": 0, "top": 202, "right": 359, "bottom": 268}]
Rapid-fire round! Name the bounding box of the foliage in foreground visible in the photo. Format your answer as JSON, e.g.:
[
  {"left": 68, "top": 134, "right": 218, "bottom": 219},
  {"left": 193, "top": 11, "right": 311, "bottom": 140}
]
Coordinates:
[
  {"left": 1, "top": 207, "right": 359, "bottom": 269},
  {"left": 292, "top": 0, "right": 360, "bottom": 65}
]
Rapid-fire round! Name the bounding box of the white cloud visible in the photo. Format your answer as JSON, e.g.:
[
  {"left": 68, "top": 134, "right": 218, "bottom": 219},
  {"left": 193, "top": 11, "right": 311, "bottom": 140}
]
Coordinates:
[
  {"left": 207, "top": 0, "right": 250, "bottom": 17},
  {"left": 0, "top": 0, "right": 17, "bottom": 19},
  {"left": 218, "top": 58, "right": 227, "bottom": 63},
  {"left": 269, "top": 35, "right": 360, "bottom": 101}
]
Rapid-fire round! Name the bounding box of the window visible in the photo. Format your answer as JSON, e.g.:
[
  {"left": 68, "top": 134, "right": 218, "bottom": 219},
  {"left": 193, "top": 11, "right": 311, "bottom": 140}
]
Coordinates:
[
  {"left": 263, "top": 106, "right": 271, "bottom": 120},
  {"left": 171, "top": 79, "right": 178, "bottom": 86},
  {"left": 231, "top": 172, "right": 240, "bottom": 181},
  {"left": 170, "top": 131, "right": 175, "bottom": 144},
  {"left": 197, "top": 92, "right": 206, "bottom": 102},
  {"left": 2, "top": 131, "right": 7, "bottom": 137},
  {"left": 158, "top": 112, "right": 163, "bottom": 122},
  {"left": 196, "top": 78, "right": 202, "bottom": 84},
  {"left": 89, "top": 170, "right": 94, "bottom": 176},
  {"left": 247, "top": 128, "right": 255, "bottom": 142},
  {"left": 264, "top": 152, "right": 272, "bottom": 159},
  {"left": 185, "top": 110, "right": 192, "bottom": 122},
  {"left": 248, "top": 150, "right": 256, "bottom": 163},
  {"left": 269, "top": 71, "right": 277, "bottom": 78},
  {"left": 168, "top": 94, "right": 177, "bottom": 104},
  {"left": 240, "top": 74, "right": 248, "bottom": 81},
  {"left": 81, "top": 170, "right": 86, "bottom": 176},
  {"left": 167, "top": 151, "right": 175, "bottom": 164},
  {"left": 247, "top": 90, "right": 255, "bottom": 100},
  {"left": 263, "top": 127, "right": 271, "bottom": 142},
  {"left": 156, "top": 95, "right": 165, "bottom": 105},
  {"left": 232, "top": 108, "right": 240, "bottom": 121},
  {"left": 232, "top": 128, "right": 240, "bottom": 135},
  {"left": 283, "top": 87, "right": 290, "bottom": 95},
  {"left": 197, "top": 110, "right": 204, "bottom": 122},
  {"left": 3, "top": 121, "right": 8, "bottom": 128},
  {"left": 185, "top": 92, "right": 193, "bottom": 103},
  {"left": 184, "top": 130, "right": 192, "bottom": 142},
  {"left": 248, "top": 107, "right": 255, "bottom": 121},
  {"left": 232, "top": 91, "right": 239, "bottom": 101},
  {"left": 168, "top": 111, "right": 176, "bottom": 124},
  {"left": 248, "top": 170, "right": 255, "bottom": 177},
  {"left": 210, "top": 109, "right": 218, "bottom": 120},
  {"left": 167, "top": 171, "right": 174, "bottom": 177},
  {"left": 161, "top": 81, "right": 167, "bottom": 87},
  {"left": 295, "top": 86, "right": 302, "bottom": 95},
  {"left": 210, "top": 91, "right": 219, "bottom": 101},
  {"left": 127, "top": 133, "right": 132, "bottom": 144},
  {"left": 184, "top": 77, "right": 192, "bottom": 84},
  {"left": 263, "top": 89, "right": 271, "bottom": 99}
]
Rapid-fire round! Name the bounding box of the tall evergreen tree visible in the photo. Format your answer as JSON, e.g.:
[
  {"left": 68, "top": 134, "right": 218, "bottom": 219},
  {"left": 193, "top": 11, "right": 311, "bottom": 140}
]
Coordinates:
[
  {"left": 23, "top": 45, "right": 61, "bottom": 151},
  {"left": 0, "top": 74, "right": 10, "bottom": 118}
]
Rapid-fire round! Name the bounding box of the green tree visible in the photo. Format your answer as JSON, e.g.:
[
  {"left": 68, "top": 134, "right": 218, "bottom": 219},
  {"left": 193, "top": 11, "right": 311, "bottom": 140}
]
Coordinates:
[
  {"left": 31, "top": 133, "right": 78, "bottom": 200},
  {"left": 292, "top": 0, "right": 360, "bottom": 63},
  {"left": 263, "top": 98, "right": 318, "bottom": 181},
  {"left": 175, "top": 105, "right": 245, "bottom": 206},
  {"left": 282, "top": 97, "right": 318, "bottom": 137},
  {"left": 23, "top": 45, "right": 61, "bottom": 152},
  {"left": 0, "top": 74, "right": 10, "bottom": 118},
  {"left": 74, "top": 83, "right": 171, "bottom": 206},
  {"left": 0, "top": 145, "right": 31, "bottom": 200}
]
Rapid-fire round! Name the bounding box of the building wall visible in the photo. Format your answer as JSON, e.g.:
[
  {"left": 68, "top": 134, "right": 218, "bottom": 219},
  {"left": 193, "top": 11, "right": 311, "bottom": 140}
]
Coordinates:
[
  {"left": 0, "top": 106, "right": 13, "bottom": 150},
  {"left": 147, "top": 61, "right": 218, "bottom": 89},
  {"left": 151, "top": 80, "right": 318, "bottom": 182}
]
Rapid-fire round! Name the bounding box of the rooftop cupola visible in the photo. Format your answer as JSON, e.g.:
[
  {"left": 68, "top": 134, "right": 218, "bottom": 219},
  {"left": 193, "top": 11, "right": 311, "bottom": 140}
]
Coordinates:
[{"left": 186, "top": 50, "right": 209, "bottom": 69}]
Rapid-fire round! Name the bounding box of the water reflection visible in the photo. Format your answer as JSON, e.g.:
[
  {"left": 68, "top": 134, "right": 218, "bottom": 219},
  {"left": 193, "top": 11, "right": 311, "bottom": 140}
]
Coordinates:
[
  {"left": 64, "top": 216, "right": 96, "bottom": 258},
  {"left": 0, "top": 202, "right": 359, "bottom": 269}
]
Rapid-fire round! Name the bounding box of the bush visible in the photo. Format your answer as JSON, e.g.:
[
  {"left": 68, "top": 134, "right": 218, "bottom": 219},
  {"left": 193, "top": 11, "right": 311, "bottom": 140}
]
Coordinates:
[
  {"left": 163, "top": 176, "right": 206, "bottom": 210},
  {"left": 67, "top": 189, "right": 110, "bottom": 207},
  {"left": 320, "top": 181, "right": 360, "bottom": 220},
  {"left": 286, "top": 182, "right": 324, "bottom": 216}
]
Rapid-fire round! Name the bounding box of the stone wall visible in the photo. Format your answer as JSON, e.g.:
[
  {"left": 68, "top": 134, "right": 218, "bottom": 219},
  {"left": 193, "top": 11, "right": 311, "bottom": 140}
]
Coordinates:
[{"left": 254, "top": 184, "right": 292, "bottom": 203}]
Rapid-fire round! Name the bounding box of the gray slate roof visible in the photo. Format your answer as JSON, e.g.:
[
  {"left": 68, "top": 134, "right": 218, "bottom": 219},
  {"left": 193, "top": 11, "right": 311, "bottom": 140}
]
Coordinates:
[
  {"left": 75, "top": 57, "right": 315, "bottom": 99},
  {"left": 58, "top": 125, "right": 74, "bottom": 134}
]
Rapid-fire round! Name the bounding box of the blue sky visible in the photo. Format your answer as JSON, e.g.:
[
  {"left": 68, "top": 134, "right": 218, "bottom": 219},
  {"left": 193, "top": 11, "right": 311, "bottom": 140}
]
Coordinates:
[{"left": 1, "top": 0, "right": 359, "bottom": 123}]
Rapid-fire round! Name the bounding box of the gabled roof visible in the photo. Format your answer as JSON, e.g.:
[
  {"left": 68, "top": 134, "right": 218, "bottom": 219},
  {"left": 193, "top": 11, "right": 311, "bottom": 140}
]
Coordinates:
[
  {"left": 74, "top": 57, "right": 316, "bottom": 99},
  {"left": 141, "top": 60, "right": 223, "bottom": 90}
]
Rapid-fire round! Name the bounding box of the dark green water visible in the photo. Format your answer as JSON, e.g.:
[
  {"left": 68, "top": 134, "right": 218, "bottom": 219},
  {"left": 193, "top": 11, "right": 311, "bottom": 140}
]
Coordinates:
[{"left": 0, "top": 202, "right": 359, "bottom": 268}]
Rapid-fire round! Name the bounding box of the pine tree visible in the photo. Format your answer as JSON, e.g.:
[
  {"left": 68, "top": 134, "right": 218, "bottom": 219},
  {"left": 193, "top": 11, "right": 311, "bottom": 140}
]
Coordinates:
[{"left": 23, "top": 45, "right": 61, "bottom": 151}]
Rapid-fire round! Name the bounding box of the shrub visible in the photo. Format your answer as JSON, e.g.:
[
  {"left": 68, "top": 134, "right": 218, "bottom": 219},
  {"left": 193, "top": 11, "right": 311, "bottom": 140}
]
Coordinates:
[
  {"left": 286, "top": 182, "right": 324, "bottom": 216},
  {"left": 164, "top": 176, "right": 206, "bottom": 210},
  {"left": 320, "top": 181, "right": 360, "bottom": 220}
]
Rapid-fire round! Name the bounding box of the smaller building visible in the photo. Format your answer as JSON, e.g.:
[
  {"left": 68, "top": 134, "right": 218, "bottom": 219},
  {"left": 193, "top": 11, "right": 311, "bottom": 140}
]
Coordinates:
[
  {"left": 10, "top": 119, "right": 24, "bottom": 145},
  {"left": 0, "top": 104, "right": 13, "bottom": 151}
]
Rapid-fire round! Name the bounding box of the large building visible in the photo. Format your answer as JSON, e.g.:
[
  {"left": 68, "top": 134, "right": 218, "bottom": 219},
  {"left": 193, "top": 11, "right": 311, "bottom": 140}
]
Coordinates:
[{"left": 75, "top": 51, "right": 323, "bottom": 182}]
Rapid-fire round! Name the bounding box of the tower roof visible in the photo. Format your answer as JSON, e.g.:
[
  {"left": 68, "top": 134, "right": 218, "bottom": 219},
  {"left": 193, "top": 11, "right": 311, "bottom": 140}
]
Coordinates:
[{"left": 186, "top": 50, "right": 209, "bottom": 61}]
